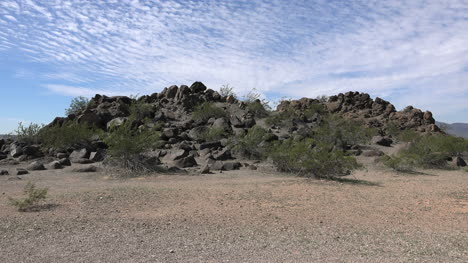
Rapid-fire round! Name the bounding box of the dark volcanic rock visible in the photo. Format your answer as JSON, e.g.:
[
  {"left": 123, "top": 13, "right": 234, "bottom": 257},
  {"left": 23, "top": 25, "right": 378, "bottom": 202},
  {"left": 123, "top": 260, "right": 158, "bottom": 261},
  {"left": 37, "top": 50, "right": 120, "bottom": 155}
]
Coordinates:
[
  {"left": 173, "top": 155, "right": 197, "bottom": 168},
  {"left": 70, "top": 148, "right": 90, "bottom": 162},
  {"left": 47, "top": 161, "right": 64, "bottom": 169},
  {"left": 371, "top": 136, "right": 393, "bottom": 147},
  {"left": 27, "top": 161, "right": 46, "bottom": 171},
  {"left": 0, "top": 170, "right": 9, "bottom": 175},
  {"left": 16, "top": 168, "right": 29, "bottom": 175}
]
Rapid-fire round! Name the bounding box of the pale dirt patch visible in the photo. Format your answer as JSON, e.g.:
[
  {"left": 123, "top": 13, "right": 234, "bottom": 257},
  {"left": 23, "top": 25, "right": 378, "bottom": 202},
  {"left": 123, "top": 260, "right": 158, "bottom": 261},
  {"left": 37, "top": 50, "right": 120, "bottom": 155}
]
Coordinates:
[{"left": 0, "top": 162, "right": 467, "bottom": 262}]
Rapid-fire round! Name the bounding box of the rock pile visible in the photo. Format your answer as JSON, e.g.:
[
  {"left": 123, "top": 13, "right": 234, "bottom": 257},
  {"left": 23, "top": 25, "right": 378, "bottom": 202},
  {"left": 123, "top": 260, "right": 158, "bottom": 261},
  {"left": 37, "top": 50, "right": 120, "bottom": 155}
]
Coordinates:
[{"left": 0, "top": 82, "right": 446, "bottom": 174}]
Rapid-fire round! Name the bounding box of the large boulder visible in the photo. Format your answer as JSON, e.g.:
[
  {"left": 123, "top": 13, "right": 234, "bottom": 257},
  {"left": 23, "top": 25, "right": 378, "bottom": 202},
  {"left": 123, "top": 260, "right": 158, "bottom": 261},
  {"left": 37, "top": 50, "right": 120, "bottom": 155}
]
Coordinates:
[
  {"left": 69, "top": 148, "right": 90, "bottom": 162},
  {"left": 190, "top": 82, "right": 207, "bottom": 93},
  {"left": 173, "top": 155, "right": 197, "bottom": 168},
  {"left": 162, "top": 149, "right": 189, "bottom": 163},
  {"left": 47, "top": 161, "right": 64, "bottom": 169},
  {"left": 9, "top": 143, "right": 23, "bottom": 158},
  {"left": 27, "top": 161, "right": 46, "bottom": 171}
]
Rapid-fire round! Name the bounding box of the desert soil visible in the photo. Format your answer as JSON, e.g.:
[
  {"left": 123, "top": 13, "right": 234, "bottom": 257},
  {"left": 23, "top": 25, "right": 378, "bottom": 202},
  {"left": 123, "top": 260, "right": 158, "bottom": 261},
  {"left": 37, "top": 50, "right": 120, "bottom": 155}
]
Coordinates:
[{"left": 0, "top": 159, "right": 467, "bottom": 262}]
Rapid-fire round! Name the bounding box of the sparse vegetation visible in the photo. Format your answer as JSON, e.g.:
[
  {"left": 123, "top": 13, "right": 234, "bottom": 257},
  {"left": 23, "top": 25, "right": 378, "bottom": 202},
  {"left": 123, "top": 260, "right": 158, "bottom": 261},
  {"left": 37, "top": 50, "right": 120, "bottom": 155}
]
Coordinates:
[
  {"left": 231, "top": 125, "right": 272, "bottom": 160},
  {"left": 9, "top": 181, "right": 48, "bottom": 212},
  {"left": 192, "top": 102, "right": 227, "bottom": 121},
  {"left": 39, "top": 122, "right": 102, "bottom": 149},
  {"left": 384, "top": 134, "right": 468, "bottom": 171},
  {"left": 312, "top": 115, "right": 377, "bottom": 149},
  {"left": 65, "top": 96, "right": 89, "bottom": 116},
  {"left": 387, "top": 122, "right": 420, "bottom": 142},
  {"left": 219, "top": 84, "right": 236, "bottom": 98},
  {"left": 242, "top": 89, "right": 271, "bottom": 118},
  {"left": 13, "top": 122, "right": 44, "bottom": 144},
  {"left": 200, "top": 127, "right": 230, "bottom": 142},
  {"left": 269, "top": 138, "right": 360, "bottom": 179}
]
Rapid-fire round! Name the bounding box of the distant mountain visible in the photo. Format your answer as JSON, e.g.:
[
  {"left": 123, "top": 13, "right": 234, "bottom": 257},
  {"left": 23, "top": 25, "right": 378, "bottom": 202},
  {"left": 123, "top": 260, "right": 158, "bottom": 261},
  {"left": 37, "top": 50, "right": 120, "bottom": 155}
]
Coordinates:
[{"left": 436, "top": 122, "right": 468, "bottom": 139}]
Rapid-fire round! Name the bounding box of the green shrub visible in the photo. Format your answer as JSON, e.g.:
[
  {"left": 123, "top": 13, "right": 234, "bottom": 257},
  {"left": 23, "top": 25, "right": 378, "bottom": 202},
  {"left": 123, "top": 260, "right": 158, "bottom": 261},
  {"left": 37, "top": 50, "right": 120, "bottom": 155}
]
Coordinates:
[
  {"left": 65, "top": 96, "right": 89, "bottom": 116},
  {"left": 104, "top": 120, "right": 160, "bottom": 171},
  {"left": 386, "top": 122, "right": 420, "bottom": 142},
  {"left": 128, "top": 100, "right": 156, "bottom": 121},
  {"left": 312, "top": 115, "right": 377, "bottom": 149},
  {"left": 246, "top": 101, "right": 270, "bottom": 118},
  {"left": 13, "top": 122, "right": 44, "bottom": 144},
  {"left": 9, "top": 182, "right": 48, "bottom": 212},
  {"left": 265, "top": 107, "right": 296, "bottom": 128},
  {"left": 385, "top": 134, "right": 468, "bottom": 170},
  {"left": 39, "top": 122, "right": 102, "bottom": 149},
  {"left": 303, "top": 103, "right": 326, "bottom": 119},
  {"left": 231, "top": 125, "right": 272, "bottom": 160},
  {"left": 382, "top": 154, "right": 417, "bottom": 172},
  {"left": 200, "top": 127, "right": 230, "bottom": 142},
  {"left": 192, "top": 102, "right": 227, "bottom": 121},
  {"left": 269, "top": 138, "right": 360, "bottom": 178}
]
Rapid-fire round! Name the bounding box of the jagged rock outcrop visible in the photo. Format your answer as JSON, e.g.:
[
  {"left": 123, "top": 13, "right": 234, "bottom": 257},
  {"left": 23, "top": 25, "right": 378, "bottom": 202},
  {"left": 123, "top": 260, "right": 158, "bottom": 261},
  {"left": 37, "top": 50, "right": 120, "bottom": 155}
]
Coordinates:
[
  {"left": 277, "top": 91, "right": 439, "bottom": 134},
  {"left": 2, "top": 82, "right": 448, "bottom": 174}
]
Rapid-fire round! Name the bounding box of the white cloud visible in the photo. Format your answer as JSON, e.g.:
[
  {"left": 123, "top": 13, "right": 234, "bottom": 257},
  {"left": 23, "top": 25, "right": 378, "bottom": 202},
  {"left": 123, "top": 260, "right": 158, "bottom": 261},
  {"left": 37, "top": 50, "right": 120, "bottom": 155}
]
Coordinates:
[{"left": 0, "top": 0, "right": 467, "bottom": 122}]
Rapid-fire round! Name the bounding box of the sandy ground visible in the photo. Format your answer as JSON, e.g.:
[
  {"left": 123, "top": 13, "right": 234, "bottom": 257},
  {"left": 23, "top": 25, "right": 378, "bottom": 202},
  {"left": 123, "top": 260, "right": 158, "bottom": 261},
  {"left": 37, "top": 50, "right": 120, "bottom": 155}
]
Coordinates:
[{"left": 0, "top": 158, "right": 467, "bottom": 262}]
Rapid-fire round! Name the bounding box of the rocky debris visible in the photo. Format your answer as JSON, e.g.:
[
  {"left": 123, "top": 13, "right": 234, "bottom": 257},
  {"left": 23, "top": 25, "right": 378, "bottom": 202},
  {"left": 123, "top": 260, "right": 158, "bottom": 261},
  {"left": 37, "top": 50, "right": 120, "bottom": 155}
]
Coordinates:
[
  {"left": 200, "top": 164, "right": 210, "bottom": 174},
  {"left": 199, "top": 141, "right": 222, "bottom": 150},
  {"left": 69, "top": 148, "right": 90, "bottom": 162},
  {"left": 56, "top": 152, "right": 68, "bottom": 159},
  {"left": 27, "top": 161, "right": 46, "bottom": 171},
  {"left": 212, "top": 148, "right": 232, "bottom": 161},
  {"left": 248, "top": 165, "right": 258, "bottom": 170},
  {"left": 0, "top": 170, "right": 9, "bottom": 175},
  {"left": 9, "top": 143, "right": 23, "bottom": 158},
  {"left": 454, "top": 156, "right": 466, "bottom": 167},
  {"left": 58, "top": 158, "right": 72, "bottom": 166},
  {"left": 16, "top": 168, "right": 29, "bottom": 175},
  {"left": 173, "top": 155, "right": 197, "bottom": 168},
  {"left": 89, "top": 149, "right": 106, "bottom": 162},
  {"left": 372, "top": 136, "right": 393, "bottom": 147},
  {"left": 47, "top": 161, "right": 63, "bottom": 169},
  {"left": 72, "top": 165, "right": 98, "bottom": 173},
  {"left": 0, "top": 153, "right": 6, "bottom": 160},
  {"left": 278, "top": 91, "right": 439, "bottom": 133},
  {"left": 210, "top": 161, "right": 241, "bottom": 171}
]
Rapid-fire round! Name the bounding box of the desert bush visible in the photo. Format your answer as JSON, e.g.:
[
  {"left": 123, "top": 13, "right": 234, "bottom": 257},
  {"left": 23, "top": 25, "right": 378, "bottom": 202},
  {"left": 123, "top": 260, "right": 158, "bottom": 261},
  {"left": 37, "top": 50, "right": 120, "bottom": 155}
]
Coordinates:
[
  {"left": 128, "top": 100, "right": 156, "bottom": 121},
  {"left": 381, "top": 154, "right": 417, "bottom": 172},
  {"left": 219, "top": 84, "right": 236, "bottom": 98},
  {"left": 312, "top": 115, "right": 377, "bottom": 149},
  {"left": 13, "top": 122, "right": 44, "bottom": 144},
  {"left": 9, "top": 181, "right": 48, "bottom": 212},
  {"left": 386, "top": 122, "right": 420, "bottom": 142},
  {"left": 269, "top": 138, "right": 360, "bottom": 178},
  {"left": 104, "top": 120, "right": 160, "bottom": 171},
  {"left": 231, "top": 125, "right": 271, "bottom": 160},
  {"left": 385, "top": 134, "right": 468, "bottom": 170},
  {"left": 39, "top": 122, "right": 102, "bottom": 149},
  {"left": 265, "top": 107, "right": 296, "bottom": 128},
  {"left": 192, "top": 102, "right": 227, "bottom": 121},
  {"left": 242, "top": 89, "right": 271, "bottom": 118},
  {"left": 65, "top": 96, "right": 89, "bottom": 116},
  {"left": 200, "top": 127, "right": 230, "bottom": 142}
]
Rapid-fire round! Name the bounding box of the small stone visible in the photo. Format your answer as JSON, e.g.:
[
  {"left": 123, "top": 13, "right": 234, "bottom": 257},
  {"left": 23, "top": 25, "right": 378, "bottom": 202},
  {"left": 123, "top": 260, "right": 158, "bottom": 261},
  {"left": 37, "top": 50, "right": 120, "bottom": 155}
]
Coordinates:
[
  {"left": 0, "top": 170, "right": 9, "bottom": 175},
  {"left": 200, "top": 164, "right": 210, "bottom": 174},
  {"left": 16, "top": 168, "right": 29, "bottom": 175}
]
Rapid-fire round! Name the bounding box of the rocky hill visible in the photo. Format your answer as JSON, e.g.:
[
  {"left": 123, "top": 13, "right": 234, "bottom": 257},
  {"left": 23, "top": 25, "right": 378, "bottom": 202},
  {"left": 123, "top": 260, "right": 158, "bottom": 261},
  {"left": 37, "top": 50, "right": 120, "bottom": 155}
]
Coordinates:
[{"left": 1, "top": 81, "right": 444, "bottom": 175}]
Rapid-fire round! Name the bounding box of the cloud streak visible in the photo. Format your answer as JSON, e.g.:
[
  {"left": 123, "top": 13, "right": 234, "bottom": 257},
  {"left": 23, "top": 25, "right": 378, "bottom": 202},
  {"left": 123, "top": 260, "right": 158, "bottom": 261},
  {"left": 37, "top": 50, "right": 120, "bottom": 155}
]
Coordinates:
[{"left": 0, "top": 0, "right": 467, "bottom": 122}]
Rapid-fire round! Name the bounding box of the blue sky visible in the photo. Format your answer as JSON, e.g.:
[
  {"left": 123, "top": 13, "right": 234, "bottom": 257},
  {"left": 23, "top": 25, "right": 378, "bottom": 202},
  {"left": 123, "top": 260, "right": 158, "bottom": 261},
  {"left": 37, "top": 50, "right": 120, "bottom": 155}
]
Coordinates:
[{"left": 1, "top": 0, "right": 467, "bottom": 133}]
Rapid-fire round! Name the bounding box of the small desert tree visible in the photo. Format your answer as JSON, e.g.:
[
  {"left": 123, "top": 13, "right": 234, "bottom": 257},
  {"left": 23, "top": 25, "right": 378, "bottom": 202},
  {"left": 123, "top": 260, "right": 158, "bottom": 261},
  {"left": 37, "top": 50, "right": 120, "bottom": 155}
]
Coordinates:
[{"left": 65, "top": 96, "right": 89, "bottom": 116}]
